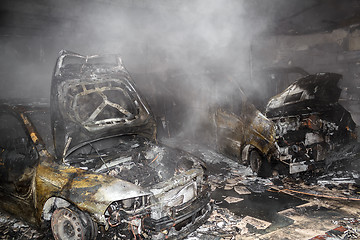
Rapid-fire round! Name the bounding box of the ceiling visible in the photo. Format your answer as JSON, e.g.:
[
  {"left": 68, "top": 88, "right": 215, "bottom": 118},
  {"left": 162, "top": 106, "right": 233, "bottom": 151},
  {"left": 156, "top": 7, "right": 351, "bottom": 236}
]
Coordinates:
[
  {"left": 246, "top": 0, "right": 360, "bottom": 35},
  {"left": 0, "top": 0, "right": 360, "bottom": 35},
  {"left": 1, "top": 0, "right": 360, "bottom": 38}
]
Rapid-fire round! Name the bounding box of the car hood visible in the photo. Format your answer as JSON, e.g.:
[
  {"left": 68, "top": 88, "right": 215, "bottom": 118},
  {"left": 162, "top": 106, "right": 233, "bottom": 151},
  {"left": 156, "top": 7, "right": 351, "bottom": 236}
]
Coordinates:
[
  {"left": 51, "top": 50, "right": 156, "bottom": 159},
  {"left": 266, "top": 72, "right": 342, "bottom": 118},
  {"left": 64, "top": 135, "right": 204, "bottom": 188}
]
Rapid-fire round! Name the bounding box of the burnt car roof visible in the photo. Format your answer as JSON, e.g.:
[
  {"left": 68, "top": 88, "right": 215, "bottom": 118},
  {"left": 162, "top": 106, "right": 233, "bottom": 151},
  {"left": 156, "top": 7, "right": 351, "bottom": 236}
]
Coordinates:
[
  {"left": 266, "top": 72, "right": 342, "bottom": 118},
  {"left": 51, "top": 50, "right": 156, "bottom": 159}
]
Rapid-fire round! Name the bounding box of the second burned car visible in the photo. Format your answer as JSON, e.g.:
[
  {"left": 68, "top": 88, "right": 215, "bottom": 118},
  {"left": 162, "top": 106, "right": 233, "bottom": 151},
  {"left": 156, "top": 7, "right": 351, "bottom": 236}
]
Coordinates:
[
  {"left": 195, "top": 72, "right": 356, "bottom": 176},
  {"left": 265, "top": 72, "right": 357, "bottom": 173},
  {"left": 0, "top": 50, "right": 211, "bottom": 240}
]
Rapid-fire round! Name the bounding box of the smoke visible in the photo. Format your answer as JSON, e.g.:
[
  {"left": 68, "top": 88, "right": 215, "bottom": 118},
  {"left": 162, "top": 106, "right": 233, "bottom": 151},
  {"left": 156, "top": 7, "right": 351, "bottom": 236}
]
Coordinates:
[{"left": 0, "top": 0, "right": 272, "bottom": 137}]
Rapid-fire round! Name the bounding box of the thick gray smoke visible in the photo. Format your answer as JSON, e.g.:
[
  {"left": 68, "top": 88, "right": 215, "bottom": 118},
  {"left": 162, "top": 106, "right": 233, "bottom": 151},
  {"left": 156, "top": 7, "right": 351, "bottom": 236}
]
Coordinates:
[{"left": 0, "top": 0, "right": 271, "bottom": 137}]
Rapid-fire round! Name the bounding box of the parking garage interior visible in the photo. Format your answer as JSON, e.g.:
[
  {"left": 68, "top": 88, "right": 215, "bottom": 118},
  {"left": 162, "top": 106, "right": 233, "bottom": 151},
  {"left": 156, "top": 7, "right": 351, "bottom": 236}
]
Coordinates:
[{"left": 0, "top": 0, "right": 360, "bottom": 239}]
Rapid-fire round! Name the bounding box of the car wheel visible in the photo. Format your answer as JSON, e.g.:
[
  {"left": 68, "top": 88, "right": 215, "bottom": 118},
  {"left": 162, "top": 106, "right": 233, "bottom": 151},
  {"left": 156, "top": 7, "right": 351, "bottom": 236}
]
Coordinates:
[
  {"left": 249, "top": 149, "right": 263, "bottom": 175},
  {"left": 51, "top": 207, "right": 97, "bottom": 240}
]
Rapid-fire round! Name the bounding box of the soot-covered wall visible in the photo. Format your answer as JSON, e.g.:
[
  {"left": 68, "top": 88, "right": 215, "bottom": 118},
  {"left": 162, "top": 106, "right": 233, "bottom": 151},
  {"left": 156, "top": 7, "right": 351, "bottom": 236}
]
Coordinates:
[{"left": 252, "top": 26, "right": 360, "bottom": 125}]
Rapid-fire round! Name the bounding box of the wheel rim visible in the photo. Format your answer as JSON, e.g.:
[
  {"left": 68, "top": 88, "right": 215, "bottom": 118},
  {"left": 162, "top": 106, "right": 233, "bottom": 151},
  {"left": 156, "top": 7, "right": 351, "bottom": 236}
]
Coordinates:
[{"left": 51, "top": 208, "right": 85, "bottom": 240}]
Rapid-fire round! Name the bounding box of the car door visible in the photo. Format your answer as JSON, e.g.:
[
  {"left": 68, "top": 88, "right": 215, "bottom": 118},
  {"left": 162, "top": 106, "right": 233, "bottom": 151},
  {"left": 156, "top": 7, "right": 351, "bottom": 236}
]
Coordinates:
[
  {"left": 213, "top": 84, "right": 246, "bottom": 160},
  {"left": 0, "top": 110, "right": 39, "bottom": 197}
]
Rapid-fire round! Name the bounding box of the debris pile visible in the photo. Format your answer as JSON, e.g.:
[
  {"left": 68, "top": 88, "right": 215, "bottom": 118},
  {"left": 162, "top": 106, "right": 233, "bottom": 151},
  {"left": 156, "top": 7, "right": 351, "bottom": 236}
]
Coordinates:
[
  {"left": 271, "top": 160, "right": 360, "bottom": 201},
  {"left": 334, "top": 218, "right": 360, "bottom": 239},
  {"left": 325, "top": 141, "right": 360, "bottom": 170},
  {"left": 0, "top": 212, "right": 47, "bottom": 240},
  {"left": 187, "top": 205, "right": 272, "bottom": 240},
  {"left": 310, "top": 218, "right": 360, "bottom": 240}
]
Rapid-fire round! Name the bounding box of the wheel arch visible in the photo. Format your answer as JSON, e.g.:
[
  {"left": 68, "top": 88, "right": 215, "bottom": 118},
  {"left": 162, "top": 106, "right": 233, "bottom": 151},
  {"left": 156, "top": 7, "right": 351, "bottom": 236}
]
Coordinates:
[
  {"left": 41, "top": 196, "right": 98, "bottom": 240},
  {"left": 41, "top": 196, "right": 73, "bottom": 222},
  {"left": 242, "top": 144, "right": 265, "bottom": 164},
  {"left": 241, "top": 144, "right": 252, "bottom": 165},
  {"left": 243, "top": 145, "right": 273, "bottom": 177},
  {"left": 242, "top": 144, "right": 273, "bottom": 164}
]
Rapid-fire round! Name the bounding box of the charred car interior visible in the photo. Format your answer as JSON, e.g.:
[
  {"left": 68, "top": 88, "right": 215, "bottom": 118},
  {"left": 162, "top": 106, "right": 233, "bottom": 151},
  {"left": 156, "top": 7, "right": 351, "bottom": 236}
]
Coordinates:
[{"left": 1, "top": 1, "right": 360, "bottom": 240}]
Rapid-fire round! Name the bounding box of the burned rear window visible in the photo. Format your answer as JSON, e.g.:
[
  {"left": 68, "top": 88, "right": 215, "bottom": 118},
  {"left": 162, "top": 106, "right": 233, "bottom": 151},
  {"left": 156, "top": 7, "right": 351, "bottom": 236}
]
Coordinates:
[
  {"left": 216, "top": 82, "right": 243, "bottom": 115},
  {"left": 284, "top": 92, "right": 303, "bottom": 103}
]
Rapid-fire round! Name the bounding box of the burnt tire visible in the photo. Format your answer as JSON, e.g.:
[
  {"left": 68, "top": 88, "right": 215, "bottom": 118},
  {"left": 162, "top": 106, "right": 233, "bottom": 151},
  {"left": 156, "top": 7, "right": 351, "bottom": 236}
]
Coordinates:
[
  {"left": 249, "top": 149, "right": 263, "bottom": 175},
  {"left": 51, "top": 207, "right": 97, "bottom": 240},
  {"left": 249, "top": 149, "right": 272, "bottom": 177}
]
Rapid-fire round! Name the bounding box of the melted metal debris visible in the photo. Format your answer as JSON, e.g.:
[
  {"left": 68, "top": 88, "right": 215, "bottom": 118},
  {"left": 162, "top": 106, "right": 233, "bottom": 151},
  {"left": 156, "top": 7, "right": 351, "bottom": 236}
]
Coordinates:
[
  {"left": 272, "top": 141, "right": 360, "bottom": 201},
  {"left": 333, "top": 218, "right": 360, "bottom": 239},
  {"left": 271, "top": 172, "right": 360, "bottom": 201},
  {"left": 310, "top": 218, "right": 360, "bottom": 240},
  {"left": 185, "top": 205, "right": 273, "bottom": 240},
  {"left": 185, "top": 204, "right": 261, "bottom": 240}
]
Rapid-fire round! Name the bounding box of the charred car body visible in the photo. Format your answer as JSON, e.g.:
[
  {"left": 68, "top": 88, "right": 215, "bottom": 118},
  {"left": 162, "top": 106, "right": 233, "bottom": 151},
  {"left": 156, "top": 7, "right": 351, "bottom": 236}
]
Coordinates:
[
  {"left": 0, "top": 50, "right": 211, "bottom": 240},
  {"left": 194, "top": 78, "right": 279, "bottom": 176},
  {"left": 266, "top": 72, "right": 356, "bottom": 174},
  {"left": 198, "top": 73, "right": 356, "bottom": 176}
]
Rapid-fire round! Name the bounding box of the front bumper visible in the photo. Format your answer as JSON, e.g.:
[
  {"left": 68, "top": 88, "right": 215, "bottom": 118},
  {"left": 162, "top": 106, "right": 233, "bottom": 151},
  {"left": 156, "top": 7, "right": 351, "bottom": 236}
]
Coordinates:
[{"left": 143, "top": 190, "right": 211, "bottom": 238}]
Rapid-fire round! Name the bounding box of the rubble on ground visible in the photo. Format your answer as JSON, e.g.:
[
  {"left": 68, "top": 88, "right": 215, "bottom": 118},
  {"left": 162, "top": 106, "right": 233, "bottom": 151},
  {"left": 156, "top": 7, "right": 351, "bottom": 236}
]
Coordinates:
[
  {"left": 186, "top": 205, "right": 272, "bottom": 240},
  {"left": 0, "top": 211, "right": 48, "bottom": 240},
  {"left": 309, "top": 218, "right": 360, "bottom": 239}
]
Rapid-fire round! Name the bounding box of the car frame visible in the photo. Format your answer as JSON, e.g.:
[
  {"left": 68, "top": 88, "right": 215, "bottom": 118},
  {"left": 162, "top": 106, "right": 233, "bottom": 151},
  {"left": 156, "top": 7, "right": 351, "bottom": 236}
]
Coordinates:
[
  {"left": 266, "top": 72, "right": 357, "bottom": 174},
  {"left": 0, "top": 50, "right": 211, "bottom": 240}
]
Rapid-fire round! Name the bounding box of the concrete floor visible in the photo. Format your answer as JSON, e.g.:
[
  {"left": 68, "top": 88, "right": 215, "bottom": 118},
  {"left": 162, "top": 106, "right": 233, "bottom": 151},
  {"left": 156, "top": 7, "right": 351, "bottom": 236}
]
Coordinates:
[{"left": 172, "top": 139, "right": 360, "bottom": 240}]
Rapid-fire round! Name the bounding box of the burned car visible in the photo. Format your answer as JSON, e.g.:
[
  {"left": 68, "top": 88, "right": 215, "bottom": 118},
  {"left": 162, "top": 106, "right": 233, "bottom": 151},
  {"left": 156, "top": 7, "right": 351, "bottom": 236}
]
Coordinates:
[
  {"left": 196, "top": 72, "right": 356, "bottom": 176},
  {"left": 0, "top": 50, "right": 211, "bottom": 240},
  {"left": 195, "top": 78, "right": 279, "bottom": 176},
  {"left": 266, "top": 72, "right": 357, "bottom": 174}
]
